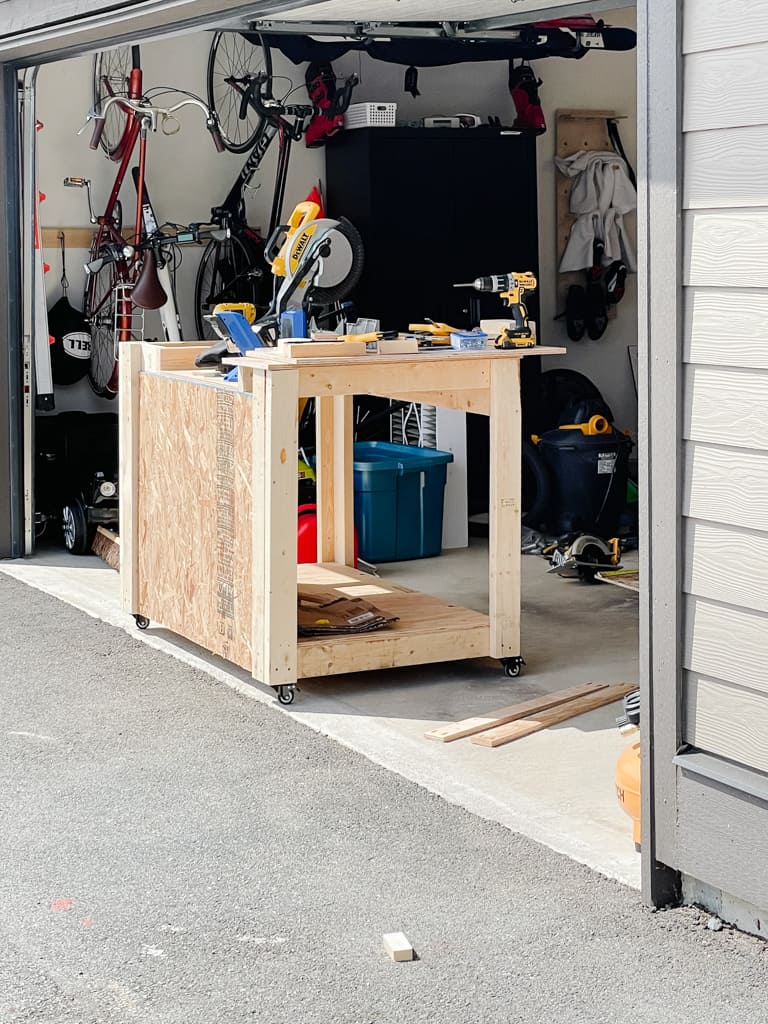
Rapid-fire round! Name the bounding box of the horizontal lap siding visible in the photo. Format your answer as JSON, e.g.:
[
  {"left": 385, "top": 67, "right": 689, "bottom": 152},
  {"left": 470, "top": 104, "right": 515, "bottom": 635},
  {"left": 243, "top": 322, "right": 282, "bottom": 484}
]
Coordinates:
[
  {"left": 683, "top": 1, "right": 768, "bottom": 54},
  {"left": 682, "top": 32, "right": 768, "bottom": 772},
  {"left": 683, "top": 442, "right": 768, "bottom": 533},
  {"left": 684, "top": 673, "right": 768, "bottom": 775}
]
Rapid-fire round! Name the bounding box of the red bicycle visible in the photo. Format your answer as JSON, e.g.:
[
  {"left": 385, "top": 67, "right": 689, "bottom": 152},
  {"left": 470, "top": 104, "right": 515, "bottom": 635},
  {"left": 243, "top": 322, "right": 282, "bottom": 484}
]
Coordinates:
[{"left": 67, "top": 48, "right": 225, "bottom": 397}]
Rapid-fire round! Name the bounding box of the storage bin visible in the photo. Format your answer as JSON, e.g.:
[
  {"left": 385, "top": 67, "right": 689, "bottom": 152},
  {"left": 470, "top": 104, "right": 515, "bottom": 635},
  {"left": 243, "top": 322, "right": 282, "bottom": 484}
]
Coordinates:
[{"left": 353, "top": 442, "right": 454, "bottom": 562}]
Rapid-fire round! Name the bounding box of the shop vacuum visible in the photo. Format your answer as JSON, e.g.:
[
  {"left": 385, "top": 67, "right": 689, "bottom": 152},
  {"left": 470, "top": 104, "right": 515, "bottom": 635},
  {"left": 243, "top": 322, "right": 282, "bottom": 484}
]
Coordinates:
[{"left": 538, "top": 405, "right": 632, "bottom": 538}]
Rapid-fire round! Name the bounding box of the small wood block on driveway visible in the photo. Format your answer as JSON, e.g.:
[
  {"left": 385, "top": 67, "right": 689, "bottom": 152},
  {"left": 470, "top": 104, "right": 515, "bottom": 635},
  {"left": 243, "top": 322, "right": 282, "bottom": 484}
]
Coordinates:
[{"left": 383, "top": 932, "right": 415, "bottom": 962}]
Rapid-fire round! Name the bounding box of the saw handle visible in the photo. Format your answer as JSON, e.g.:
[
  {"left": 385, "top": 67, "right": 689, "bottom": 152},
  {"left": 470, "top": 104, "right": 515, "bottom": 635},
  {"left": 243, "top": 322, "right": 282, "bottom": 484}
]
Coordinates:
[{"left": 264, "top": 223, "right": 288, "bottom": 266}]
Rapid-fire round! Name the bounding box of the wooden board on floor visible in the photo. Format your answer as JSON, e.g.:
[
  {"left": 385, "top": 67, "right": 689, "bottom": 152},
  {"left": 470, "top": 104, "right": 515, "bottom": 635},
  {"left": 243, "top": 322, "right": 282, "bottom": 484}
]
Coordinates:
[
  {"left": 424, "top": 682, "right": 609, "bottom": 742},
  {"left": 472, "top": 683, "right": 637, "bottom": 748},
  {"left": 596, "top": 569, "right": 640, "bottom": 592}
]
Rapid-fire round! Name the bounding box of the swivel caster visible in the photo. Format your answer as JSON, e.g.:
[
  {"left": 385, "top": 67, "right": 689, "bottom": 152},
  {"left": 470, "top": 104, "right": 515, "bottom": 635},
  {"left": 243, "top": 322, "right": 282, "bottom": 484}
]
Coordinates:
[
  {"left": 276, "top": 685, "right": 297, "bottom": 706},
  {"left": 134, "top": 615, "right": 150, "bottom": 631},
  {"left": 502, "top": 656, "right": 526, "bottom": 678}
]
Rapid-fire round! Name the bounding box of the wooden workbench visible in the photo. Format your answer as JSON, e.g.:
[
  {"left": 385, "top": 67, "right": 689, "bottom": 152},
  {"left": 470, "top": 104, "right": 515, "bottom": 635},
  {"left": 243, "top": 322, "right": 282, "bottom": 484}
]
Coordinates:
[{"left": 120, "top": 340, "right": 565, "bottom": 702}]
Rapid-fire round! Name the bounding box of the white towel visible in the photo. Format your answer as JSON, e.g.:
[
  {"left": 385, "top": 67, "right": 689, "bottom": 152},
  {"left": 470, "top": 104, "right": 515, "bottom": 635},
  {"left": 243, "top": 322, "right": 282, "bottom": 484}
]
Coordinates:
[{"left": 555, "top": 149, "right": 637, "bottom": 272}]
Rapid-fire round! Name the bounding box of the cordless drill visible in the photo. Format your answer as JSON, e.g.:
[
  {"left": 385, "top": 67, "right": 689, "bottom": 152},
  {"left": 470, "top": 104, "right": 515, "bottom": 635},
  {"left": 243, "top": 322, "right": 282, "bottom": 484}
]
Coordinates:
[{"left": 454, "top": 272, "right": 537, "bottom": 348}]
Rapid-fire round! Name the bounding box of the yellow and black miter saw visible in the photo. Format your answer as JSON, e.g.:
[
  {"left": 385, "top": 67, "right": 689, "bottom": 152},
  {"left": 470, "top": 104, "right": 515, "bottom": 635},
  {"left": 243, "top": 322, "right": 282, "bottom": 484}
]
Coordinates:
[{"left": 196, "top": 199, "right": 364, "bottom": 366}]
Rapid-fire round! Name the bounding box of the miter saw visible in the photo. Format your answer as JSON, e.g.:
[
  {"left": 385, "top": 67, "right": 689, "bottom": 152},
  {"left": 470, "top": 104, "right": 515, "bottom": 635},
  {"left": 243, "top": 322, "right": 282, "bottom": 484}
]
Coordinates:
[{"left": 196, "top": 199, "right": 364, "bottom": 366}]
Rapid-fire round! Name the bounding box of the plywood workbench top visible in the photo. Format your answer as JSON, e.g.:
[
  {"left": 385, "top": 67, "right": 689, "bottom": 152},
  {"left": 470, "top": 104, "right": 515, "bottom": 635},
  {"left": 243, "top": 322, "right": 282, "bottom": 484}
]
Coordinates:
[{"left": 225, "top": 344, "right": 566, "bottom": 371}]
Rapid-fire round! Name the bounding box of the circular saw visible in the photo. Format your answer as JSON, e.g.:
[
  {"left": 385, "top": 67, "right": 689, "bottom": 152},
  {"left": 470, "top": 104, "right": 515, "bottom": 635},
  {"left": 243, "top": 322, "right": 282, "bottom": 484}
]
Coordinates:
[{"left": 545, "top": 534, "right": 622, "bottom": 582}]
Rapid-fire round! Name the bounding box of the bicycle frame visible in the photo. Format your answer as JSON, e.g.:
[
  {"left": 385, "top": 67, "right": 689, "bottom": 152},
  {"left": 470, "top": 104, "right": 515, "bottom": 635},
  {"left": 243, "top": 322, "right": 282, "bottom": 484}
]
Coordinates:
[
  {"left": 89, "top": 113, "right": 182, "bottom": 348},
  {"left": 220, "top": 118, "right": 280, "bottom": 220}
]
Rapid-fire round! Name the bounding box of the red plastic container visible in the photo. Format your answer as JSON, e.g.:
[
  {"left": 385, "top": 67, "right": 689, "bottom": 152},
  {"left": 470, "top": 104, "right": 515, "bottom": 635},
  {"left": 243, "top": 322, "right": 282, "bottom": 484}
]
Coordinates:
[{"left": 297, "top": 503, "right": 358, "bottom": 566}]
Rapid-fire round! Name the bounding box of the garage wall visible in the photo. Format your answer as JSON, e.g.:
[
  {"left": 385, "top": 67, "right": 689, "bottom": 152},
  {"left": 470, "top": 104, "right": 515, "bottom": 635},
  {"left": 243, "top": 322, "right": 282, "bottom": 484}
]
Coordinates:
[
  {"left": 36, "top": 14, "right": 636, "bottom": 427},
  {"left": 332, "top": 6, "right": 638, "bottom": 433},
  {"left": 36, "top": 30, "right": 323, "bottom": 411}
]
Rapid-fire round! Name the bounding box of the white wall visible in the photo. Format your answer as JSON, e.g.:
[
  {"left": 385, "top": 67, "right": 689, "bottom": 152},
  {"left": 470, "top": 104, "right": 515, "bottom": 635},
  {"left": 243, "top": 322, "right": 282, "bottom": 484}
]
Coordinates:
[
  {"left": 37, "top": 30, "right": 323, "bottom": 411},
  {"left": 534, "top": 7, "right": 637, "bottom": 436},
  {"left": 332, "top": 7, "right": 638, "bottom": 433},
  {"left": 37, "top": 12, "right": 636, "bottom": 429}
]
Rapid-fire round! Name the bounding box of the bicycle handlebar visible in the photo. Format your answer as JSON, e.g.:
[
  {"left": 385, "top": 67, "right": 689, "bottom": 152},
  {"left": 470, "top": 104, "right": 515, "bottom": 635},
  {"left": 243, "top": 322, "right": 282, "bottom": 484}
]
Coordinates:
[
  {"left": 90, "top": 116, "right": 106, "bottom": 150},
  {"left": 239, "top": 75, "right": 313, "bottom": 129},
  {"left": 84, "top": 224, "right": 230, "bottom": 273},
  {"left": 238, "top": 71, "right": 359, "bottom": 139},
  {"left": 88, "top": 94, "right": 225, "bottom": 153}
]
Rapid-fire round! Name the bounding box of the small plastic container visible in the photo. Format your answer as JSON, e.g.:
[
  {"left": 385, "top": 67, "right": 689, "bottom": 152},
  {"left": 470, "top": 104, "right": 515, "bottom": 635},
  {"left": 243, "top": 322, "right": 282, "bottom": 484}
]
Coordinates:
[{"left": 449, "top": 330, "right": 489, "bottom": 351}]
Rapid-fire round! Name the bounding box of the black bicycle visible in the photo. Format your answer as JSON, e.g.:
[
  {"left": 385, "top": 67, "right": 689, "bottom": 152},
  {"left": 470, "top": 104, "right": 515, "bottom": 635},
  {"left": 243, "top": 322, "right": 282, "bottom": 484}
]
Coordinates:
[{"left": 194, "top": 32, "right": 356, "bottom": 339}]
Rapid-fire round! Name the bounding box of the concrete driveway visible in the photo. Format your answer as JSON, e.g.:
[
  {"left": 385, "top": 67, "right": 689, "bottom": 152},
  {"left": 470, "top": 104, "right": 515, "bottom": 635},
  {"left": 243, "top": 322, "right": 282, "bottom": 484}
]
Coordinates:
[{"left": 1, "top": 574, "right": 765, "bottom": 1023}]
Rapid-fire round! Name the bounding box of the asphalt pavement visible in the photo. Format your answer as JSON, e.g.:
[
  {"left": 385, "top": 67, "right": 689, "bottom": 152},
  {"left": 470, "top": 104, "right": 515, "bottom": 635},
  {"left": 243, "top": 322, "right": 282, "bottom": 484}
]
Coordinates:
[{"left": 1, "top": 574, "right": 766, "bottom": 1023}]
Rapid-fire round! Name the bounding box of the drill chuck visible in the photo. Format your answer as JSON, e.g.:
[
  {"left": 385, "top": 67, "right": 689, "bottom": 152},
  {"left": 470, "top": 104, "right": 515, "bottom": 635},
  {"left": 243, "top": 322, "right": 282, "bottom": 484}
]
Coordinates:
[{"left": 454, "top": 275, "right": 512, "bottom": 293}]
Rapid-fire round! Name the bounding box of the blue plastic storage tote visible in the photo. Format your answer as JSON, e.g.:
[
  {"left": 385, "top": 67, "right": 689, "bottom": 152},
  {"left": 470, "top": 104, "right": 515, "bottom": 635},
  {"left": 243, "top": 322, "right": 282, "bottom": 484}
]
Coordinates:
[{"left": 353, "top": 441, "right": 454, "bottom": 562}]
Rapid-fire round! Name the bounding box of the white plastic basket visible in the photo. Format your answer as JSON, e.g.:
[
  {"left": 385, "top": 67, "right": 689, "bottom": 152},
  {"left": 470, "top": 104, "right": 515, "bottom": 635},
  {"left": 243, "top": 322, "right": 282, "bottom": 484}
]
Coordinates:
[{"left": 344, "top": 102, "right": 397, "bottom": 129}]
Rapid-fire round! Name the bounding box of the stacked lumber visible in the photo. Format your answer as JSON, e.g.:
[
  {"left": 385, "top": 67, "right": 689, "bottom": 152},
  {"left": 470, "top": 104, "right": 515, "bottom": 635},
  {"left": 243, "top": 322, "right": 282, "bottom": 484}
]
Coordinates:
[{"left": 424, "top": 682, "right": 636, "bottom": 749}]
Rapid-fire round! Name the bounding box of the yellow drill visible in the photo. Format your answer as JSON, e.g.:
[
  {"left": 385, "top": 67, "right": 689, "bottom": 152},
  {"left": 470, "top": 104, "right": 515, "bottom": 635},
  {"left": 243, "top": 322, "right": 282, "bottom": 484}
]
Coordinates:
[{"left": 455, "top": 272, "right": 538, "bottom": 348}]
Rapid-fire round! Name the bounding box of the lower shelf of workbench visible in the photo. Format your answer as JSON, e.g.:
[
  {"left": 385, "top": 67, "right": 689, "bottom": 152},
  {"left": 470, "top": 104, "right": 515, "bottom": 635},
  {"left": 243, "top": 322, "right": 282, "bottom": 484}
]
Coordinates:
[{"left": 297, "top": 563, "right": 490, "bottom": 679}]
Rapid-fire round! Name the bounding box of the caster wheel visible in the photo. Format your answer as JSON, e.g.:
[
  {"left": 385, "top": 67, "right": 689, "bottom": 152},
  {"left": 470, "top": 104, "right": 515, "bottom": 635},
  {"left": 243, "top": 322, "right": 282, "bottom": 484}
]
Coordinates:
[
  {"left": 134, "top": 615, "right": 150, "bottom": 630},
  {"left": 277, "top": 686, "right": 296, "bottom": 706},
  {"left": 502, "top": 656, "right": 526, "bottom": 678}
]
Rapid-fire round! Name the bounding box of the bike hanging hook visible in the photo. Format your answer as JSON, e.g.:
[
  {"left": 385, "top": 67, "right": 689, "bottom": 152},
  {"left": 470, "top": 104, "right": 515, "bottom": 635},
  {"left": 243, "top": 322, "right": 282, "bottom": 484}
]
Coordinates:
[{"left": 57, "top": 231, "right": 69, "bottom": 294}]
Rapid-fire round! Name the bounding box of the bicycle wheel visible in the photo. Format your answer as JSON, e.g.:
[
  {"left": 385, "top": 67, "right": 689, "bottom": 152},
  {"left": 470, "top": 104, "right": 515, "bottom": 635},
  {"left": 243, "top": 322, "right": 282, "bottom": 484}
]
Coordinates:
[
  {"left": 207, "top": 32, "right": 272, "bottom": 154},
  {"left": 194, "top": 233, "right": 269, "bottom": 340},
  {"left": 93, "top": 44, "right": 141, "bottom": 158},
  {"left": 84, "top": 249, "right": 120, "bottom": 397}
]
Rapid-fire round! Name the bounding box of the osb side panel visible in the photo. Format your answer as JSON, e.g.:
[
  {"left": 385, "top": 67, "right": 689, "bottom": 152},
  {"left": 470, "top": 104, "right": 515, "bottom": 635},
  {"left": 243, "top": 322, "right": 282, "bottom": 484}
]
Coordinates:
[{"left": 137, "top": 374, "right": 253, "bottom": 670}]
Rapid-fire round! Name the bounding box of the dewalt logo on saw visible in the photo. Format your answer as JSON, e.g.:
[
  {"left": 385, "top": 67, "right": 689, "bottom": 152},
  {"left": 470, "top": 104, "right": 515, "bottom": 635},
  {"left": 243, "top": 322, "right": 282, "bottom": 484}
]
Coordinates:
[{"left": 289, "top": 225, "right": 317, "bottom": 272}]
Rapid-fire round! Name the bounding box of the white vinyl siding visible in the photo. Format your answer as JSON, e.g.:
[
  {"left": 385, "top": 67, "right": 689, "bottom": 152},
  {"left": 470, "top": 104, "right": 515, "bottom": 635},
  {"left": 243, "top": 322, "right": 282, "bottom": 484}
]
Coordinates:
[{"left": 681, "top": 18, "right": 768, "bottom": 774}]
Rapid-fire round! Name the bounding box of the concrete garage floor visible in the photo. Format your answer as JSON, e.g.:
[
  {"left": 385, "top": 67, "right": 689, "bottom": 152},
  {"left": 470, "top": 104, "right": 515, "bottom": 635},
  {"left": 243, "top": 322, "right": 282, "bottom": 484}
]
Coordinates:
[{"left": 0, "top": 538, "right": 640, "bottom": 887}]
